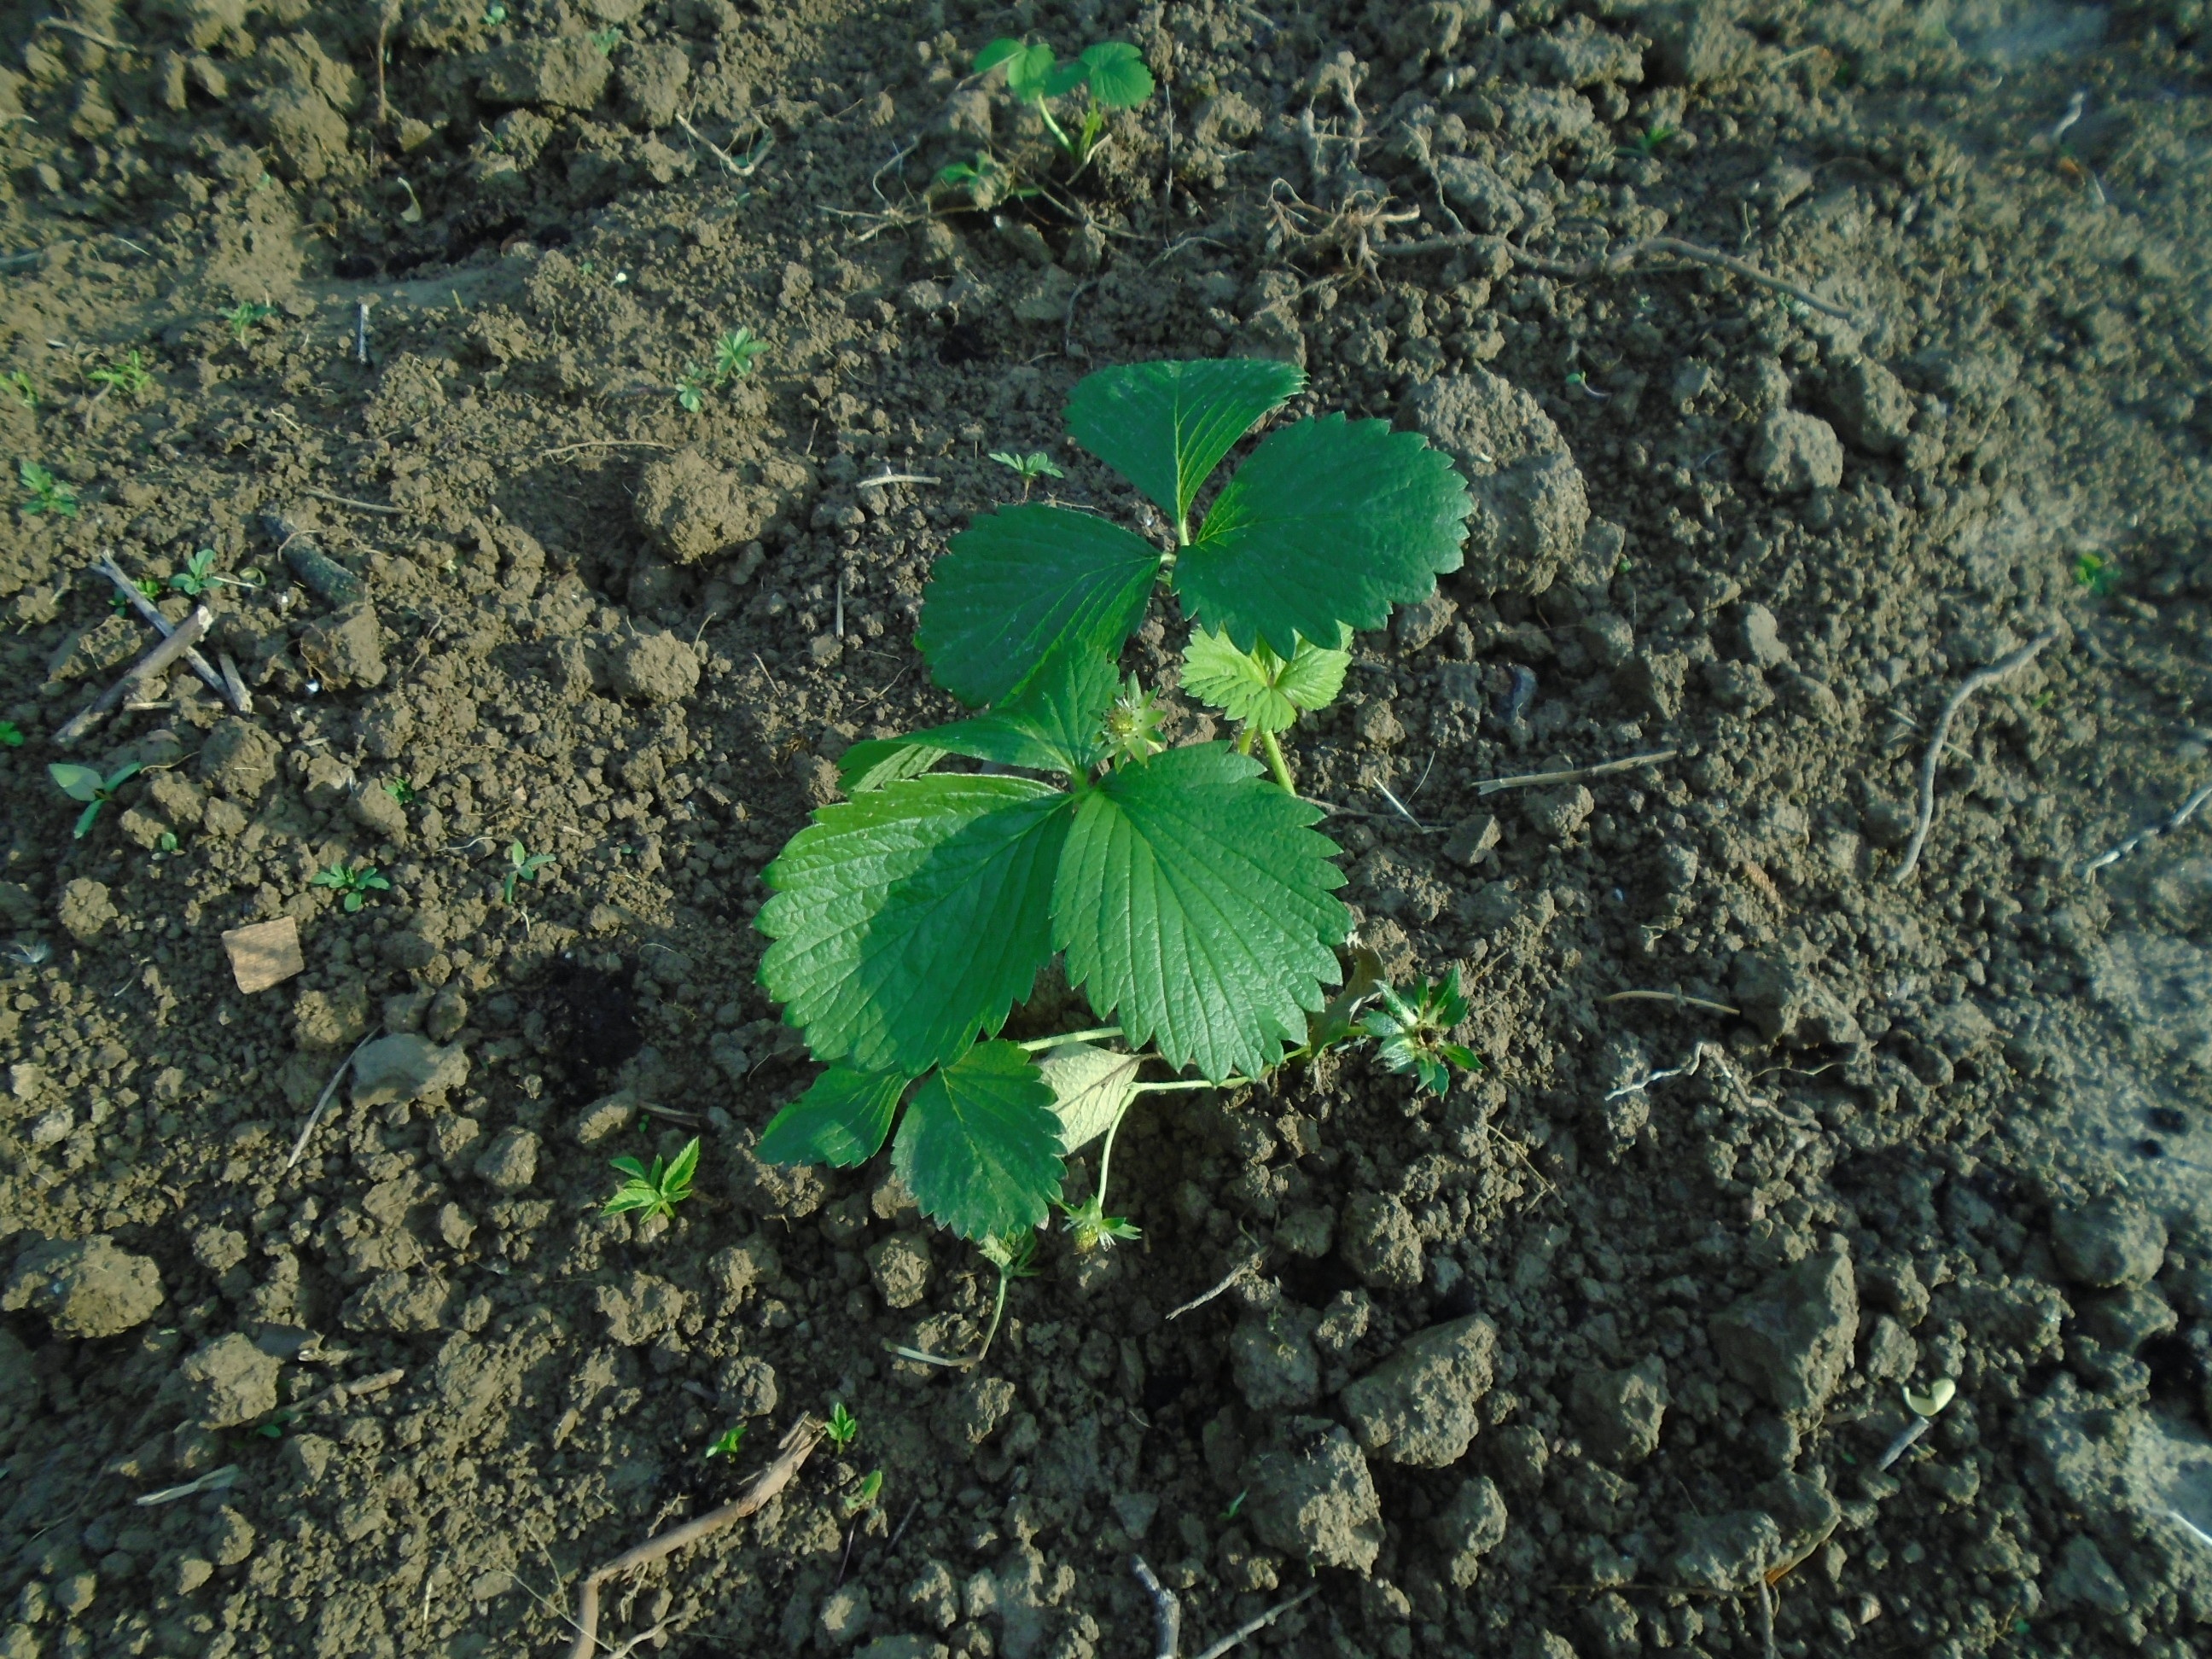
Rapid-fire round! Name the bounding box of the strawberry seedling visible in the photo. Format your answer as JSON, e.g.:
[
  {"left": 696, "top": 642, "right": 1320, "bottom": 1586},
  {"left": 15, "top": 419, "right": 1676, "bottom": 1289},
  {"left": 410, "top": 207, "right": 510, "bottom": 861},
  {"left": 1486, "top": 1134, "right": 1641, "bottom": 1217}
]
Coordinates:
[
  {"left": 20, "top": 461, "right": 75, "bottom": 516},
  {"left": 311, "top": 862, "right": 390, "bottom": 913},
  {"left": 752, "top": 358, "right": 1472, "bottom": 1245},
  {"left": 933, "top": 150, "right": 1025, "bottom": 210},
  {"left": 503, "top": 841, "right": 554, "bottom": 904},
  {"left": 1362, "top": 969, "right": 1481, "bottom": 1096},
  {"left": 975, "top": 37, "right": 1155, "bottom": 166},
  {"left": 49, "top": 761, "right": 143, "bottom": 840},
  {"left": 824, "top": 1403, "right": 859, "bottom": 1451},
  {"left": 675, "top": 365, "right": 709, "bottom": 413},
  {"left": 602, "top": 1137, "right": 699, "bottom": 1221},
  {"left": 989, "top": 451, "right": 1065, "bottom": 498}
]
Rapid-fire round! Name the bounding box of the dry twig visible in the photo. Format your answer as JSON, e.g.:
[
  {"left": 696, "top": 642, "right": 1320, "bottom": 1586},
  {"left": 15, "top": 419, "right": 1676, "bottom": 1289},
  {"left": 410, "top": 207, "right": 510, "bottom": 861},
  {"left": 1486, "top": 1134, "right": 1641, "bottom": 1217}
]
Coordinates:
[
  {"left": 1474, "top": 749, "right": 1678, "bottom": 797},
  {"left": 302, "top": 488, "right": 403, "bottom": 515},
  {"left": 676, "top": 114, "right": 772, "bottom": 178},
  {"left": 287, "top": 1035, "right": 375, "bottom": 1169},
  {"left": 1602, "top": 989, "right": 1742, "bottom": 1017},
  {"left": 1132, "top": 1557, "right": 1182, "bottom": 1659},
  {"left": 1891, "top": 628, "right": 2062, "bottom": 883},
  {"left": 1167, "top": 1250, "right": 1265, "bottom": 1320},
  {"left": 2081, "top": 780, "right": 2212, "bottom": 876},
  {"left": 565, "top": 1416, "right": 822, "bottom": 1659},
  {"left": 55, "top": 604, "right": 212, "bottom": 745},
  {"left": 93, "top": 555, "right": 234, "bottom": 707},
  {"left": 1191, "top": 1584, "right": 1318, "bottom": 1659}
]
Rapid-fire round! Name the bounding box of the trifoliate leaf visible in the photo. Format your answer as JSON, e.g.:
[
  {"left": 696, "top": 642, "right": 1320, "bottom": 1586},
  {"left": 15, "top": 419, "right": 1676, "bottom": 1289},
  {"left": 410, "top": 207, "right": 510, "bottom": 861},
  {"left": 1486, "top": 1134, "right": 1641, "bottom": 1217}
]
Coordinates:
[
  {"left": 758, "top": 1067, "right": 908, "bottom": 1167},
  {"left": 1065, "top": 359, "right": 1306, "bottom": 529},
  {"left": 917, "top": 504, "right": 1161, "bottom": 707},
  {"left": 894, "top": 1040, "right": 1064, "bottom": 1239},
  {"left": 1079, "top": 42, "right": 1155, "bottom": 108},
  {"left": 977, "top": 37, "right": 1054, "bottom": 99},
  {"left": 1179, "top": 626, "right": 1350, "bottom": 735},
  {"left": 759, "top": 776, "right": 1074, "bottom": 1075},
  {"left": 1035, "top": 1041, "right": 1142, "bottom": 1154},
  {"left": 840, "top": 648, "right": 1117, "bottom": 793},
  {"left": 1182, "top": 413, "right": 1472, "bottom": 660},
  {"left": 1054, "top": 743, "right": 1349, "bottom": 1081}
]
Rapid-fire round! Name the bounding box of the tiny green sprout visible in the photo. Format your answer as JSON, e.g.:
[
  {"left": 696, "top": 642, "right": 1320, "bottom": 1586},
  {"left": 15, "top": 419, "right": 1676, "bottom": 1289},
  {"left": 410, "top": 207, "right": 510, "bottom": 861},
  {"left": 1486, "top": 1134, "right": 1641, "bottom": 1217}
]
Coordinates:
[
  {"left": 1621, "top": 124, "right": 1679, "bottom": 157},
  {"left": 1221, "top": 1489, "right": 1248, "bottom": 1522},
  {"left": 2074, "top": 551, "right": 2119, "bottom": 596},
  {"left": 224, "top": 301, "right": 274, "bottom": 346},
  {"left": 824, "top": 1402, "right": 859, "bottom": 1452},
  {"left": 2031, "top": 689, "right": 2057, "bottom": 710},
  {"left": 713, "top": 328, "right": 767, "bottom": 382},
  {"left": 934, "top": 150, "right": 1020, "bottom": 210},
  {"left": 703, "top": 1423, "right": 747, "bottom": 1462},
  {"left": 49, "top": 760, "right": 143, "bottom": 840},
  {"left": 481, "top": 2, "right": 508, "bottom": 22},
  {"left": 85, "top": 351, "right": 152, "bottom": 396},
  {"left": 675, "top": 366, "right": 707, "bottom": 413},
  {"left": 603, "top": 1136, "right": 700, "bottom": 1221},
  {"left": 384, "top": 777, "right": 416, "bottom": 805},
  {"left": 155, "top": 830, "right": 178, "bottom": 854},
  {"left": 3, "top": 370, "right": 34, "bottom": 410},
  {"left": 168, "top": 548, "right": 259, "bottom": 597},
  {"left": 20, "top": 461, "right": 76, "bottom": 516},
  {"left": 589, "top": 26, "right": 621, "bottom": 53},
  {"left": 842, "top": 1469, "right": 884, "bottom": 1515},
  {"left": 111, "top": 574, "right": 161, "bottom": 613},
  {"left": 253, "top": 1406, "right": 300, "bottom": 1441},
  {"left": 1101, "top": 674, "right": 1166, "bottom": 766},
  {"left": 0, "top": 720, "right": 22, "bottom": 747},
  {"left": 1362, "top": 969, "right": 1481, "bottom": 1096},
  {"left": 311, "top": 862, "right": 391, "bottom": 913},
  {"left": 503, "top": 840, "right": 555, "bottom": 904},
  {"left": 989, "top": 451, "right": 1066, "bottom": 498}
]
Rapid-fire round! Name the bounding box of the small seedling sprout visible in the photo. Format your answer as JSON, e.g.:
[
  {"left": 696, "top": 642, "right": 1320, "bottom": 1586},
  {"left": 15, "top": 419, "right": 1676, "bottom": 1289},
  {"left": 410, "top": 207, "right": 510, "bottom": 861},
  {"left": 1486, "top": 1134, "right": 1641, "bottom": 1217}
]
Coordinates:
[
  {"left": 1361, "top": 969, "right": 1481, "bottom": 1096},
  {"left": 702, "top": 1423, "right": 746, "bottom": 1462},
  {"left": 311, "top": 862, "right": 391, "bottom": 913},
  {"left": 385, "top": 777, "right": 416, "bottom": 805},
  {"left": 602, "top": 1137, "right": 699, "bottom": 1221},
  {"left": 2074, "top": 551, "right": 2119, "bottom": 596},
  {"left": 989, "top": 451, "right": 1066, "bottom": 498},
  {"left": 224, "top": 301, "right": 274, "bottom": 346},
  {"left": 482, "top": 2, "right": 507, "bottom": 22},
  {"left": 933, "top": 151, "right": 1023, "bottom": 210},
  {"left": 589, "top": 26, "right": 621, "bottom": 54},
  {"left": 110, "top": 574, "right": 160, "bottom": 614},
  {"left": 3, "top": 371, "right": 33, "bottom": 410},
  {"left": 504, "top": 840, "right": 554, "bottom": 904},
  {"left": 824, "top": 1402, "right": 859, "bottom": 1451},
  {"left": 713, "top": 328, "right": 767, "bottom": 382},
  {"left": 168, "top": 549, "right": 258, "bottom": 597},
  {"left": 0, "top": 719, "right": 22, "bottom": 747},
  {"left": 675, "top": 366, "right": 707, "bottom": 413},
  {"left": 1621, "top": 124, "right": 1679, "bottom": 157},
  {"left": 49, "top": 761, "right": 143, "bottom": 840},
  {"left": 85, "top": 351, "right": 152, "bottom": 396},
  {"left": 975, "top": 37, "right": 1155, "bottom": 166},
  {"left": 841, "top": 1469, "right": 883, "bottom": 1515},
  {"left": 19, "top": 461, "right": 75, "bottom": 516}
]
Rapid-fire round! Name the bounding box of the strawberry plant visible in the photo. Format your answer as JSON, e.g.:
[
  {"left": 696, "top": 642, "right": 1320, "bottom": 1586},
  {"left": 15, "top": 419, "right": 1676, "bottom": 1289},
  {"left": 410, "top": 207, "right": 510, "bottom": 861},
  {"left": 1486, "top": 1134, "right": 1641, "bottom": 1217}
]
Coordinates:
[{"left": 752, "top": 359, "right": 1476, "bottom": 1245}]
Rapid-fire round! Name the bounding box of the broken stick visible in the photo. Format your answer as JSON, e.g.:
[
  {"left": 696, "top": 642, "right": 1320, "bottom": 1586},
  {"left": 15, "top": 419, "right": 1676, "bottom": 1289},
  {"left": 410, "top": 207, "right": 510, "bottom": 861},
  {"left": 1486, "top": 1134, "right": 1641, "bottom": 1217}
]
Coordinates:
[
  {"left": 1474, "top": 748, "right": 1678, "bottom": 798},
  {"left": 94, "top": 556, "right": 237, "bottom": 707},
  {"left": 1132, "top": 1557, "right": 1181, "bottom": 1659},
  {"left": 1891, "top": 628, "right": 2062, "bottom": 884},
  {"left": 55, "top": 604, "right": 212, "bottom": 746},
  {"left": 565, "top": 1415, "right": 822, "bottom": 1659}
]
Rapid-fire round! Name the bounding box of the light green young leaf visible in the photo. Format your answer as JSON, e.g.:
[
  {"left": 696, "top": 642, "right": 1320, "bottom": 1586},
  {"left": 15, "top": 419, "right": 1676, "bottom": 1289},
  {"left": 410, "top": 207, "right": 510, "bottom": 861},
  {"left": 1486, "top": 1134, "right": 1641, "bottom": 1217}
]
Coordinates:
[
  {"left": 976, "top": 37, "right": 1054, "bottom": 99},
  {"left": 916, "top": 504, "right": 1161, "bottom": 707},
  {"left": 1179, "top": 626, "right": 1350, "bottom": 735},
  {"left": 840, "top": 649, "right": 1117, "bottom": 793},
  {"left": 1054, "top": 743, "right": 1350, "bottom": 1081},
  {"left": 1181, "top": 413, "right": 1471, "bottom": 661},
  {"left": 1065, "top": 358, "right": 1305, "bottom": 529},
  {"left": 1035, "top": 1041, "right": 1142, "bottom": 1154},
  {"left": 760, "top": 776, "right": 1074, "bottom": 1076},
  {"left": 1079, "top": 42, "right": 1155, "bottom": 108},
  {"left": 758, "top": 1067, "right": 909, "bottom": 1167},
  {"left": 893, "top": 1040, "right": 1063, "bottom": 1240},
  {"left": 47, "top": 762, "right": 105, "bottom": 802}
]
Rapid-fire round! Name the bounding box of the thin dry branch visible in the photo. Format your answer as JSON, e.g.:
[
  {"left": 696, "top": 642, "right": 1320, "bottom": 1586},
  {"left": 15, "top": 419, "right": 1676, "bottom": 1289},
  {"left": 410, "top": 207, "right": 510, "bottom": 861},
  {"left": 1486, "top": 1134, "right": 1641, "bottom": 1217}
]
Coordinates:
[
  {"left": 1473, "top": 749, "right": 1678, "bottom": 797},
  {"left": 565, "top": 1416, "right": 822, "bottom": 1659},
  {"left": 55, "top": 604, "right": 212, "bottom": 745},
  {"left": 1891, "top": 628, "right": 2061, "bottom": 883},
  {"left": 1132, "top": 1557, "right": 1181, "bottom": 1659},
  {"left": 92, "top": 555, "right": 234, "bottom": 707},
  {"left": 1190, "top": 1585, "right": 1319, "bottom": 1659},
  {"left": 1602, "top": 989, "right": 1743, "bottom": 1017},
  {"left": 1167, "top": 1250, "right": 1265, "bottom": 1320}
]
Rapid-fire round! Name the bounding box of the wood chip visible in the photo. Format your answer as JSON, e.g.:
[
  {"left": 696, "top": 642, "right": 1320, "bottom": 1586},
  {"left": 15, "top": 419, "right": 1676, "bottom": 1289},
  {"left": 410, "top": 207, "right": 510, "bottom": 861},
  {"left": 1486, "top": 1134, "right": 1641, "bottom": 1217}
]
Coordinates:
[{"left": 223, "top": 916, "right": 305, "bottom": 993}]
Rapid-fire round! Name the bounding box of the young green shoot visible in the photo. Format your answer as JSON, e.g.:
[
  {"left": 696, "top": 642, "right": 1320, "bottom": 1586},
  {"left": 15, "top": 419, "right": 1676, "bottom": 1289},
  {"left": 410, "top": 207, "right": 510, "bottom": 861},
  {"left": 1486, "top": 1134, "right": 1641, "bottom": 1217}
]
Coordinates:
[
  {"left": 224, "top": 301, "right": 274, "bottom": 346},
  {"left": 823, "top": 1402, "right": 859, "bottom": 1452},
  {"left": 49, "top": 761, "right": 143, "bottom": 840},
  {"left": 1180, "top": 625, "right": 1349, "bottom": 793},
  {"left": 384, "top": 777, "right": 416, "bottom": 805},
  {"left": 713, "top": 328, "right": 767, "bottom": 382},
  {"left": 311, "top": 862, "right": 391, "bottom": 913},
  {"left": 482, "top": 2, "right": 508, "bottom": 22},
  {"left": 933, "top": 150, "right": 1022, "bottom": 210},
  {"left": 2075, "top": 551, "right": 2119, "bottom": 597},
  {"left": 85, "top": 351, "right": 152, "bottom": 396},
  {"left": 675, "top": 365, "right": 708, "bottom": 413},
  {"left": 1362, "top": 969, "right": 1481, "bottom": 1096},
  {"left": 602, "top": 1136, "right": 700, "bottom": 1222},
  {"left": 589, "top": 26, "right": 621, "bottom": 54},
  {"left": 20, "top": 461, "right": 75, "bottom": 516},
  {"left": 504, "top": 840, "right": 554, "bottom": 904},
  {"left": 111, "top": 573, "right": 161, "bottom": 613},
  {"left": 702, "top": 1423, "right": 746, "bottom": 1462},
  {"left": 3, "top": 370, "right": 34, "bottom": 410},
  {"left": 989, "top": 450, "right": 1066, "bottom": 498},
  {"left": 1621, "top": 124, "right": 1679, "bottom": 157},
  {"left": 841, "top": 1469, "right": 884, "bottom": 1515},
  {"left": 0, "top": 719, "right": 22, "bottom": 748},
  {"left": 975, "top": 38, "right": 1156, "bottom": 166},
  {"left": 168, "top": 548, "right": 259, "bottom": 597}
]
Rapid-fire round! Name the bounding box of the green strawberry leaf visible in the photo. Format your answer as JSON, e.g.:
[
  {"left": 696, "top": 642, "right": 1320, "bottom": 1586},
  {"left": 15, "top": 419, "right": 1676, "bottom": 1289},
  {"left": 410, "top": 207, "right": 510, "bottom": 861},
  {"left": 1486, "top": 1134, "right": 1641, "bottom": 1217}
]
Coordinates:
[
  {"left": 1179, "top": 626, "right": 1350, "bottom": 735},
  {"left": 1066, "top": 359, "right": 1306, "bottom": 530},
  {"left": 759, "top": 1067, "right": 908, "bottom": 1167},
  {"left": 47, "top": 762, "right": 104, "bottom": 802},
  {"left": 1080, "top": 42, "right": 1155, "bottom": 108},
  {"left": 1044, "top": 58, "right": 1091, "bottom": 98},
  {"left": 893, "top": 1040, "right": 1063, "bottom": 1239},
  {"left": 977, "top": 37, "right": 1055, "bottom": 99},
  {"left": 841, "top": 649, "right": 1117, "bottom": 793},
  {"left": 759, "top": 776, "right": 1074, "bottom": 1075},
  {"left": 916, "top": 504, "right": 1161, "bottom": 707},
  {"left": 1035, "top": 1040, "right": 1143, "bottom": 1154},
  {"left": 1181, "top": 413, "right": 1472, "bottom": 660},
  {"left": 1054, "top": 742, "right": 1349, "bottom": 1081}
]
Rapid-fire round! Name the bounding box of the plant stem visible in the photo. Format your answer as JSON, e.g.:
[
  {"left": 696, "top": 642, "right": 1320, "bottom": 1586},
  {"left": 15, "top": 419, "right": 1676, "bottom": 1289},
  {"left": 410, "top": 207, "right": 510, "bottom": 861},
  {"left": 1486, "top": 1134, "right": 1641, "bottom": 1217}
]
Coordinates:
[
  {"left": 1034, "top": 97, "right": 1075, "bottom": 154},
  {"left": 1259, "top": 729, "right": 1295, "bottom": 792},
  {"left": 975, "top": 1265, "right": 1012, "bottom": 1363},
  {"left": 1132, "top": 1076, "right": 1254, "bottom": 1093},
  {"left": 1016, "top": 1026, "right": 1122, "bottom": 1051},
  {"left": 1092, "top": 1100, "right": 1130, "bottom": 1219},
  {"left": 1235, "top": 726, "right": 1256, "bottom": 756}
]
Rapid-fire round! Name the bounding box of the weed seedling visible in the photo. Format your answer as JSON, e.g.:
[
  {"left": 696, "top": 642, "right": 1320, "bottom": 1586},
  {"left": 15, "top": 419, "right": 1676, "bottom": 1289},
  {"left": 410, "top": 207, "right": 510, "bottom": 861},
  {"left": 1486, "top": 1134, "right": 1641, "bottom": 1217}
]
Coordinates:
[
  {"left": 1362, "top": 969, "right": 1481, "bottom": 1096},
  {"left": 85, "top": 351, "right": 152, "bottom": 396},
  {"left": 589, "top": 26, "right": 621, "bottom": 53},
  {"left": 49, "top": 761, "right": 143, "bottom": 840},
  {"left": 713, "top": 328, "right": 766, "bottom": 382},
  {"left": 0, "top": 720, "right": 22, "bottom": 748},
  {"left": 481, "top": 2, "right": 507, "bottom": 22},
  {"left": 20, "top": 461, "right": 75, "bottom": 516},
  {"left": 602, "top": 1137, "right": 699, "bottom": 1221},
  {"left": 975, "top": 37, "right": 1155, "bottom": 166},
  {"left": 311, "top": 862, "right": 391, "bottom": 913},
  {"left": 224, "top": 301, "right": 274, "bottom": 346},
  {"left": 168, "top": 548, "right": 258, "bottom": 597},
  {"left": 503, "top": 840, "right": 554, "bottom": 904},
  {"left": 3, "top": 370, "right": 34, "bottom": 410},
  {"left": 841, "top": 1469, "right": 883, "bottom": 1515},
  {"left": 2075, "top": 551, "right": 2119, "bottom": 597},
  {"left": 824, "top": 1403, "right": 859, "bottom": 1452},
  {"left": 111, "top": 573, "right": 161, "bottom": 613},
  {"left": 675, "top": 365, "right": 708, "bottom": 413},
  {"left": 1621, "top": 124, "right": 1679, "bottom": 157},
  {"left": 989, "top": 451, "right": 1065, "bottom": 498},
  {"left": 702, "top": 1423, "right": 746, "bottom": 1462},
  {"left": 384, "top": 777, "right": 416, "bottom": 805},
  {"left": 933, "top": 150, "right": 1023, "bottom": 210}
]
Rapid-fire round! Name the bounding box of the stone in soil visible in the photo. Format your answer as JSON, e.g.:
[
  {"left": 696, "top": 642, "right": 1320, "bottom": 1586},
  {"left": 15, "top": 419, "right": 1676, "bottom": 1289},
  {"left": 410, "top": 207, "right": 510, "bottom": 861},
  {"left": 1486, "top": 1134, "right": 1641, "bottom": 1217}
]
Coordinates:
[
  {"left": 1338, "top": 1314, "right": 1497, "bottom": 1466},
  {"left": 473, "top": 1126, "right": 539, "bottom": 1192},
  {"left": 478, "top": 38, "right": 612, "bottom": 111},
  {"left": 350, "top": 1033, "right": 469, "bottom": 1107},
  {"left": 177, "top": 1332, "right": 281, "bottom": 1429},
  {"left": 1708, "top": 1251, "right": 1857, "bottom": 1413},
  {"left": 612, "top": 629, "right": 701, "bottom": 705},
  {"left": 1669, "top": 1510, "right": 1781, "bottom": 1591},
  {"left": 198, "top": 716, "right": 281, "bottom": 801},
  {"left": 1399, "top": 369, "right": 1591, "bottom": 596},
  {"left": 2050, "top": 1196, "right": 2166, "bottom": 1288},
  {"left": 1746, "top": 409, "right": 1844, "bottom": 494},
  {"left": 1433, "top": 1475, "right": 1510, "bottom": 1587},
  {"left": 1571, "top": 1354, "right": 1668, "bottom": 1465},
  {"left": 1, "top": 1236, "right": 164, "bottom": 1338},
  {"left": 1339, "top": 1190, "right": 1423, "bottom": 1290},
  {"left": 866, "top": 1232, "right": 933, "bottom": 1310},
  {"left": 1229, "top": 1303, "right": 1322, "bottom": 1411},
  {"left": 1242, "top": 1421, "right": 1383, "bottom": 1571}
]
